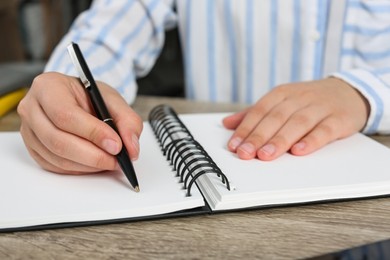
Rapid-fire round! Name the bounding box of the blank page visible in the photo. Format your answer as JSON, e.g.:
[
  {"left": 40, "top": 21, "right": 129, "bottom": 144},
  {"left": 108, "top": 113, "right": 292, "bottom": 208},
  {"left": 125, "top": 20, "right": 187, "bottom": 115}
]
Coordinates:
[
  {"left": 180, "top": 113, "right": 390, "bottom": 211},
  {"left": 0, "top": 124, "right": 204, "bottom": 230}
]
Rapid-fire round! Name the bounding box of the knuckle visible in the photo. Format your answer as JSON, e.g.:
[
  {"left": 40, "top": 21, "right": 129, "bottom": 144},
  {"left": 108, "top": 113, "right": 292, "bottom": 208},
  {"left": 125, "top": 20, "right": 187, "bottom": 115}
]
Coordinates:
[
  {"left": 249, "top": 104, "right": 267, "bottom": 118},
  {"left": 56, "top": 158, "right": 74, "bottom": 172},
  {"left": 32, "top": 72, "right": 65, "bottom": 93},
  {"left": 27, "top": 148, "right": 44, "bottom": 166},
  {"left": 317, "top": 123, "right": 335, "bottom": 138},
  {"left": 306, "top": 134, "right": 321, "bottom": 148},
  {"left": 52, "top": 110, "right": 75, "bottom": 129},
  {"left": 272, "top": 135, "right": 289, "bottom": 148},
  {"left": 17, "top": 98, "right": 28, "bottom": 118},
  {"left": 29, "top": 73, "right": 63, "bottom": 105},
  {"left": 292, "top": 113, "right": 311, "bottom": 127},
  {"left": 88, "top": 125, "right": 106, "bottom": 143},
  {"left": 273, "top": 83, "right": 291, "bottom": 93},
  {"left": 132, "top": 114, "right": 144, "bottom": 134},
  {"left": 93, "top": 152, "right": 113, "bottom": 170},
  {"left": 31, "top": 74, "right": 51, "bottom": 93},
  {"left": 27, "top": 144, "right": 74, "bottom": 174},
  {"left": 31, "top": 73, "right": 45, "bottom": 87},
  {"left": 48, "top": 137, "right": 68, "bottom": 156},
  {"left": 268, "top": 110, "right": 287, "bottom": 125},
  {"left": 235, "top": 125, "right": 254, "bottom": 137},
  {"left": 245, "top": 133, "right": 267, "bottom": 147},
  {"left": 301, "top": 89, "right": 315, "bottom": 98}
]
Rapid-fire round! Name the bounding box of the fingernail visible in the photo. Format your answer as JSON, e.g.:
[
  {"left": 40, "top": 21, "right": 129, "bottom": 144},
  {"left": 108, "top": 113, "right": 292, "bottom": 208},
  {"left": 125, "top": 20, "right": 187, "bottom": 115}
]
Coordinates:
[
  {"left": 238, "top": 142, "right": 255, "bottom": 156},
  {"left": 293, "top": 142, "right": 306, "bottom": 151},
  {"left": 229, "top": 137, "right": 242, "bottom": 150},
  {"left": 260, "top": 144, "right": 276, "bottom": 156},
  {"left": 130, "top": 134, "right": 139, "bottom": 160},
  {"left": 102, "top": 139, "right": 119, "bottom": 155}
]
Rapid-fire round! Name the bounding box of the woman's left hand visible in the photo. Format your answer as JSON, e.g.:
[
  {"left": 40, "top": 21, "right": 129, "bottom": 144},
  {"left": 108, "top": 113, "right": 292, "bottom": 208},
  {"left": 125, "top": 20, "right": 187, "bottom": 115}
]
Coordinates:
[{"left": 223, "top": 78, "right": 370, "bottom": 161}]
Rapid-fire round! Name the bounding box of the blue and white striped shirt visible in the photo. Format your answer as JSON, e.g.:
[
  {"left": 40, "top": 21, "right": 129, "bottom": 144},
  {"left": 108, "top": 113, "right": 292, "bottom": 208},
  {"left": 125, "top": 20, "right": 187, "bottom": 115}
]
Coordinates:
[{"left": 45, "top": 0, "right": 390, "bottom": 134}]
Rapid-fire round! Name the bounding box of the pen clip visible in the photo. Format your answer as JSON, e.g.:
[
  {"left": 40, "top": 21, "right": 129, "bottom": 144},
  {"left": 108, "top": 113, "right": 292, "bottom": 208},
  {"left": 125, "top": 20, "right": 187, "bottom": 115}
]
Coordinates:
[{"left": 67, "top": 43, "right": 91, "bottom": 88}]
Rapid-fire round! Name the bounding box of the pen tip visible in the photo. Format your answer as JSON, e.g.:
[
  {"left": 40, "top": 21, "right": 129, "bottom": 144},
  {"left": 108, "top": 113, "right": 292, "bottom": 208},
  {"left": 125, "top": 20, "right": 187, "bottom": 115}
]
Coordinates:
[{"left": 134, "top": 186, "right": 140, "bottom": 193}]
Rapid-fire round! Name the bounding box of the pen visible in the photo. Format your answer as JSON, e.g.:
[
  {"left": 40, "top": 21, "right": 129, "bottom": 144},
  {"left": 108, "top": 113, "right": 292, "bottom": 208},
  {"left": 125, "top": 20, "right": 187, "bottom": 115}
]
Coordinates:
[{"left": 67, "top": 42, "right": 140, "bottom": 192}]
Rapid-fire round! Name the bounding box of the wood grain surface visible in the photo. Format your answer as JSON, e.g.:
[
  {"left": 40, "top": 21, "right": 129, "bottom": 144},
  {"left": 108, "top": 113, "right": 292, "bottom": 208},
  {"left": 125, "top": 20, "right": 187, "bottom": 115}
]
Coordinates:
[{"left": 1, "top": 95, "right": 389, "bottom": 259}]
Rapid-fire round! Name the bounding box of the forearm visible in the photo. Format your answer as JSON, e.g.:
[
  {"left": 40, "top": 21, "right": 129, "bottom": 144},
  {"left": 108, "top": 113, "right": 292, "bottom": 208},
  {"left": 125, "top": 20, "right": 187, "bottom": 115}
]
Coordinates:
[{"left": 44, "top": 0, "right": 177, "bottom": 104}]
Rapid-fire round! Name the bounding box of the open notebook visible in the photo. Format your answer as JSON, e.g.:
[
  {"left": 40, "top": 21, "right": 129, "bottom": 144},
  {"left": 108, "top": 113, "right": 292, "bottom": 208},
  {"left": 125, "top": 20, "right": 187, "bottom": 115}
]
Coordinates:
[{"left": 1, "top": 104, "right": 390, "bottom": 232}]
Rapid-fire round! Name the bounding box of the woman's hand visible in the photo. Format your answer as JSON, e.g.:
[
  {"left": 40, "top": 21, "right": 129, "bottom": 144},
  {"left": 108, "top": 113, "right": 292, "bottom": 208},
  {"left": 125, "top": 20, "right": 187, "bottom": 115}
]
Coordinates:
[
  {"left": 18, "top": 72, "right": 143, "bottom": 174},
  {"left": 223, "top": 78, "right": 370, "bottom": 161}
]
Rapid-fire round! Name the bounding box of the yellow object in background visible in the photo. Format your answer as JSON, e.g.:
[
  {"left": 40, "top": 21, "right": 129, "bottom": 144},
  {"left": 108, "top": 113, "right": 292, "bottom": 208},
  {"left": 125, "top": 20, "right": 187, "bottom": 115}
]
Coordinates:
[{"left": 0, "top": 88, "right": 28, "bottom": 117}]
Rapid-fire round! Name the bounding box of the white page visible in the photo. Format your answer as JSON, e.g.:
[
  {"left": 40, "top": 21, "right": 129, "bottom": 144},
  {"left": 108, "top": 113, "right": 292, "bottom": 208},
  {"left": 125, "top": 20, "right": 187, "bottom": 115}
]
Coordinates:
[
  {"left": 179, "top": 113, "right": 390, "bottom": 211},
  {"left": 0, "top": 124, "right": 204, "bottom": 230}
]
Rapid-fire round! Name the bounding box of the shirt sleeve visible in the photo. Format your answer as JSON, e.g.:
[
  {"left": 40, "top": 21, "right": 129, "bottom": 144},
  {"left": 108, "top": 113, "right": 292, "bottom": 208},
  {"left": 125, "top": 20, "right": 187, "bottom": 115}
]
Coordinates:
[
  {"left": 332, "top": 69, "right": 390, "bottom": 135},
  {"left": 330, "top": 2, "right": 390, "bottom": 135},
  {"left": 44, "top": 0, "right": 177, "bottom": 104}
]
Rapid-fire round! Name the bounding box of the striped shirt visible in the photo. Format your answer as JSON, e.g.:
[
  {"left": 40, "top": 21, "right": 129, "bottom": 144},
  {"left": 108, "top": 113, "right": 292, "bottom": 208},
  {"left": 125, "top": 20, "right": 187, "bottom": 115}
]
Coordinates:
[{"left": 45, "top": 0, "right": 390, "bottom": 134}]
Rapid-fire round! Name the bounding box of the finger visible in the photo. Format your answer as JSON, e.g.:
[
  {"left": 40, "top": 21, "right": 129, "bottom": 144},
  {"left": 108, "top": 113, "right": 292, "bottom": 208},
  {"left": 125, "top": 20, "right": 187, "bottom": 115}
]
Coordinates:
[
  {"left": 255, "top": 105, "right": 329, "bottom": 161},
  {"left": 45, "top": 103, "right": 123, "bottom": 156},
  {"left": 39, "top": 79, "right": 123, "bottom": 156},
  {"left": 29, "top": 103, "right": 118, "bottom": 171},
  {"left": 20, "top": 122, "right": 107, "bottom": 174},
  {"left": 234, "top": 98, "right": 308, "bottom": 159},
  {"left": 222, "top": 110, "right": 248, "bottom": 130},
  {"left": 226, "top": 88, "right": 287, "bottom": 152},
  {"left": 27, "top": 145, "right": 103, "bottom": 175},
  {"left": 290, "top": 116, "right": 344, "bottom": 156}
]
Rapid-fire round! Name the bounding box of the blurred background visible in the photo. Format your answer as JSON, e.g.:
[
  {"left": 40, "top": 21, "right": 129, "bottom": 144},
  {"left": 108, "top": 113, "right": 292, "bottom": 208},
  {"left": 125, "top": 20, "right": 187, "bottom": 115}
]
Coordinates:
[{"left": 0, "top": 0, "right": 184, "bottom": 98}]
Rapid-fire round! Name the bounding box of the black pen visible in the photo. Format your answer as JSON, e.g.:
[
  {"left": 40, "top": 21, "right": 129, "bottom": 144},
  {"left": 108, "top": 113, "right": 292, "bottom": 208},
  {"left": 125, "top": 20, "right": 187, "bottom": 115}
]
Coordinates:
[{"left": 67, "top": 42, "right": 140, "bottom": 192}]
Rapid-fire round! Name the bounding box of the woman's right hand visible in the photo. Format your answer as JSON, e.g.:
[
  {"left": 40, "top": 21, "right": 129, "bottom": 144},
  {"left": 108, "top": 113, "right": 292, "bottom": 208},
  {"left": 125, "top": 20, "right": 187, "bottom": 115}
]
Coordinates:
[{"left": 18, "top": 72, "right": 143, "bottom": 175}]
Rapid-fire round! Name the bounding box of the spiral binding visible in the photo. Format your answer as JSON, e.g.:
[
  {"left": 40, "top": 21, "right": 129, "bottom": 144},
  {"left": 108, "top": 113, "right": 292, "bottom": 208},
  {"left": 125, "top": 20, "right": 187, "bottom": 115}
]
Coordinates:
[{"left": 149, "top": 104, "right": 230, "bottom": 196}]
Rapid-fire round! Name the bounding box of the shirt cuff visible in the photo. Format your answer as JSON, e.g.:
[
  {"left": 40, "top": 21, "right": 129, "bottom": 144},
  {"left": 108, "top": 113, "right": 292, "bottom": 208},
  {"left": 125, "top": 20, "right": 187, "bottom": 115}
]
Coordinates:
[{"left": 332, "top": 69, "right": 390, "bottom": 135}]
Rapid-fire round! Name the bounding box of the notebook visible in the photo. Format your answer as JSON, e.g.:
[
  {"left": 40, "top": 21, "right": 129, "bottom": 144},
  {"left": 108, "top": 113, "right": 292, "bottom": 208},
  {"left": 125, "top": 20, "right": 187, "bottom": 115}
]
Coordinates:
[{"left": 1, "top": 104, "right": 390, "bottom": 232}]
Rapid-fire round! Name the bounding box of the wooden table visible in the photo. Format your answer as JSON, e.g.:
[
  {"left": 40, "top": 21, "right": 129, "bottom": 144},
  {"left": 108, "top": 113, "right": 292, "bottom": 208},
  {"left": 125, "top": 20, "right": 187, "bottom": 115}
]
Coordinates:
[{"left": 1, "top": 95, "right": 390, "bottom": 259}]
